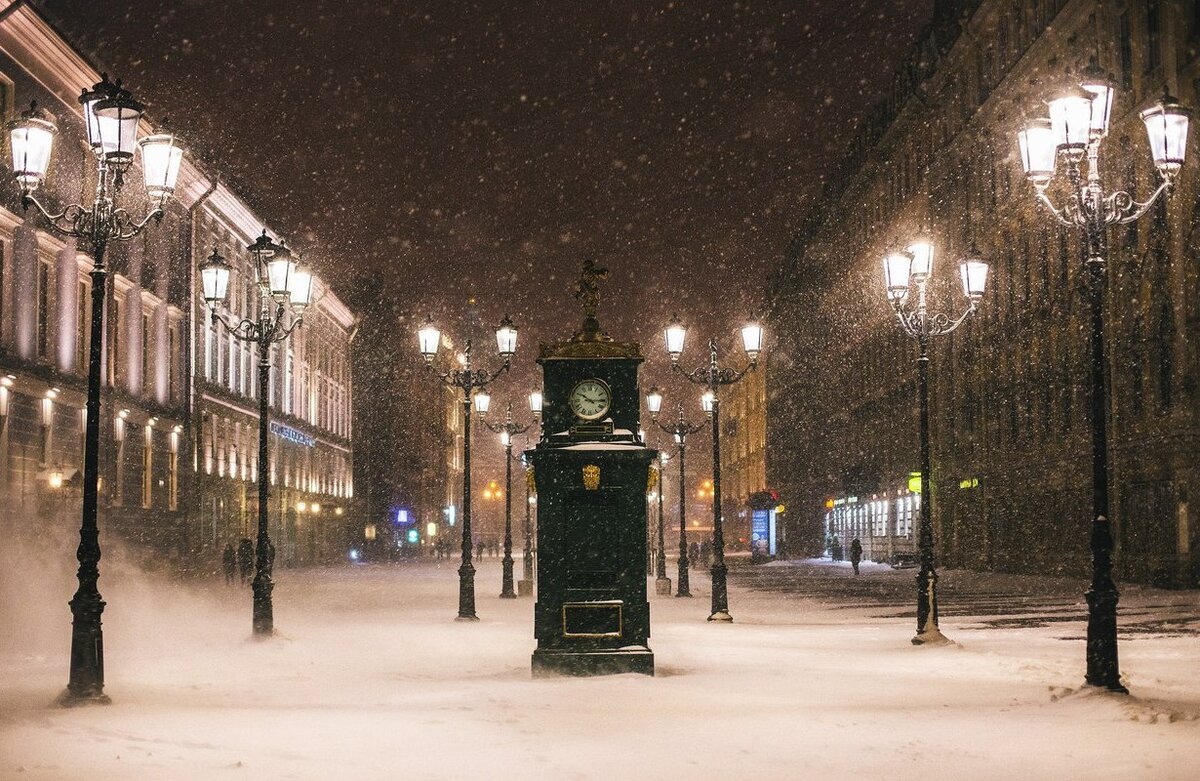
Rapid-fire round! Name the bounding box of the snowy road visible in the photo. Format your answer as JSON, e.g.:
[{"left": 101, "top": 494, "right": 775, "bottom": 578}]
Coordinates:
[{"left": 2, "top": 554, "right": 1199, "bottom": 780}]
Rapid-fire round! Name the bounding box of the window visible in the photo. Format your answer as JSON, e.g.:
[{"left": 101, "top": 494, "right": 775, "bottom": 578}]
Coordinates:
[
  {"left": 142, "top": 312, "right": 151, "bottom": 395},
  {"left": 1118, "top": 12, "right": 1133, "bottom": 88},
  {"left": 108, "top": 297, "right": 121, "bottom": 387},
  {"left": 1147, "top": 3, "right": 1161, "bottom": 73},
  {"left": 168, "top": 432, "right": 179, "bottom": 510},
  {"left": 36, "top": 260, "right": 49, "bottom": 359},
  {"left": 142, "top": 426, "right": 152, "bottom": 509},
  {"left": 168, "top": 324, "right": 179, "bottom": 402}
]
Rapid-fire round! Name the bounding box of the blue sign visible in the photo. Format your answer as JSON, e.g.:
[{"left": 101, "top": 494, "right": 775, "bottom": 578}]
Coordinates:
[
  {"left": 751, "top": 509, "right": 776, "bottom": 558},
  {"left": 395, "top": 508, "right": 411, "bottom": 525},
  {"left": 270, "top": 421, "right": 315, "bottom": 447}
]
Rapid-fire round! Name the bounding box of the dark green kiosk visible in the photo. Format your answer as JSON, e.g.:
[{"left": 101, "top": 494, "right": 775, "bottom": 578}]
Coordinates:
[{"left": 528, "top": 260, "right": 657, "bottom": 677}]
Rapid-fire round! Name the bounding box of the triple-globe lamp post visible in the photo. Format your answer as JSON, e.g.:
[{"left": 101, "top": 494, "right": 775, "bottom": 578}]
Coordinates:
[
  {"left": 645, "top": 393, "right": 701, "bottom": 598},
  {"left": 658, "top": 313, "right": 761, "bottom": 621},
  {"left": 418, "top": 315, "right": 518, "bottom": 620},
  {"left": 7, "top": 74, "right": 185, "bottom": 704},
  {"left": 883, "top": 235, "right": 988, "bottom": 645},
  {"left": 199, "top": 231, "right": 315, "bottom": 637},
  {"left": 480, "top": 398, "right": 538, "bottom": 598},
  {"left": 1016, "top": 70, "right": 1190, "bottom": 692}
]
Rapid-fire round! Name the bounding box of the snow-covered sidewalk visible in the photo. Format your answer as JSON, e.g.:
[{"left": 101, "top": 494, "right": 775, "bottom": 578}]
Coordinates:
[{"left": 2, "top": 553, "right": 1199, "bottom": 780}]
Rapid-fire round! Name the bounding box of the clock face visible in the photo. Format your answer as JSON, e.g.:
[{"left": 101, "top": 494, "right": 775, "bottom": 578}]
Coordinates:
[{"left": 568, "top": 378, "right": 612, "bottom": 421}]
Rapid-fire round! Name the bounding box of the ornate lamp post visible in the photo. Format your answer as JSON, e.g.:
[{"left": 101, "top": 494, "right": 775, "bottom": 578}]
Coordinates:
[
  {"left": 520, "top": 389, "right": 542, "bottom": 596},
  {"left": 1016, "top": 74, "right": 1190, "bottom": 691},
  {"left": 883, "top": 235, "right": 988, "bottom": 645},
  {"left": 199, "top": 231, "right": 314, "bottom": 637},
  {"left": 6, "top": 75, "right": 185, "bottom": 704},
  {"left": 481, "top": 401, "right": 534, "bottom": 598},
  {"left": 663, "top": 316, "right": 762, "bottom": 622},
  {"left": 418, "top": 314, "right": 517, "bottom": 620},
  {"left": 645, "top": 390, "right": 705, "bottom": 599}
]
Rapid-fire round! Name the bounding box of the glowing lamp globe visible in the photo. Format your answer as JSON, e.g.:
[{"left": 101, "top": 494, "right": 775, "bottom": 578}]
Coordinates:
[
  {"left": 7, "top": 101, "right": 57, "bottom": 192},
  {"left": 1017, "top": 117, "right": 1057, "bottom": 186},
  {"left": 665, "top": 315, "right": 686, "bottom": 360},
  {"left": 139, "top": 125, "right": 184, "bottom": 202},
  {"left": 1141, "top": 91, "right": 1192, "bottom": 178},
  {"left": 418, "top": 317, "right": 441, "bottom": 362},
  {"left": 198, "top": 248, "right": 231, "bottom": 307}
]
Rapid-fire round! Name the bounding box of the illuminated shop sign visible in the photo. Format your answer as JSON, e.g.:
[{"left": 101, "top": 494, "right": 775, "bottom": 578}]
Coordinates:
[{"left": 270, "top": 421, "right": 315, "bottom": 447}]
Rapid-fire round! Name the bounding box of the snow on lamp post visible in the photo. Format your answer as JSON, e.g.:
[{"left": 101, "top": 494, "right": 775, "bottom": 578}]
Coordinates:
[
  {"left": 417, "top": 314, "right": 516, "bottom": 620},
  {"left": 662, "top": 315, "right": 762, "bottom": 622},
  {"left": 1016, "top": 72, "right": 1190, "bottom": 693},
  {"left": 6, "top": 72, "right": 185, "bottom": 705},
  {"left": 646, "top": 394, "right": 706, "bottom": 599},
  {"left": 481, "top": 401, "right": 533, "bottom": 599},
  {"left": 200, "top": 232, "right": 311, "bottom": 637},
  {"left": 884, "top": 236, "right": 987, "bottom": 646}
]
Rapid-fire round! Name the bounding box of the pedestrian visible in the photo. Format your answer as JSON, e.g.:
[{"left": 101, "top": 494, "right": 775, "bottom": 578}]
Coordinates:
[
  {"left": 222, "top": 542, "right": 237, "bottom": 585},
  {"left": 700, "top": 539, "right": 711, "bottom": 566},
  {"left": 476, "top": 540, "right": 485, "bottom": 561},
  {"left": 850, "top": 537, "right": 862, "bottom": 575},
  {"left": 689, "top": 541, "right": 700, "bottom": 567},
  {"left": 831, "top": 537, "right": 843, "bottom": 562},
  {"left": 237, "top": 537, "right": 254, "bottom": 584}
]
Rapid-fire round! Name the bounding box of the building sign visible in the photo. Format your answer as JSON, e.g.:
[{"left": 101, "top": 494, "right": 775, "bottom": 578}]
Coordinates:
[{"left": 270, "top": 421, "right": 315, "bottom": 448}]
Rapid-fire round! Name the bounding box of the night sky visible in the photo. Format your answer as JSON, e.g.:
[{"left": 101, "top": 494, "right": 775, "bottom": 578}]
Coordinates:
[{"left": 43, "top": 0, "right": 932, "bottom": 507}]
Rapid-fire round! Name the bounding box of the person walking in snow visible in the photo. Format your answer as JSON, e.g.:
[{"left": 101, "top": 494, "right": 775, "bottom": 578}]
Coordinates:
[
  {"left": 222, "top": 542, "right": 237, "bottom": 585},
  {"left": 237, "top": 538, "right": 254, "bottom": 584},
  {"left": 850, "top": 538, "right": 863, "bottom": 575}
]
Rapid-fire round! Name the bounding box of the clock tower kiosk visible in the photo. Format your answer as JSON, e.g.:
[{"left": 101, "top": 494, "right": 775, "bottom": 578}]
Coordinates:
[{"left": 528, "top": 260, "right": 657, "bottom": 676}]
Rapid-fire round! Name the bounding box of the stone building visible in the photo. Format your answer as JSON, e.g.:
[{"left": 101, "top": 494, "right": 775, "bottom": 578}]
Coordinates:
[
  {"left": 0, "top": 3, "right": 357, "bottom": 572},
  {"left": 768, "top": 0, "right": 1200, "bottom": 585}
]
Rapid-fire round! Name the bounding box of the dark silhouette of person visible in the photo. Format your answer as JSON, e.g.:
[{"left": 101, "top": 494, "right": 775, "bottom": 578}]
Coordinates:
[
  {"left": 237, "top": 538, "right": 254, "bottom": 584},
  {"left": 476, "top": 540, "right": 485, "bottom": 561},
  {"left": 222, "top": 543, "right": 237, "bottom": 585},
  {"left": 850, "top": 538, "right": 863, "bottom": 575}
]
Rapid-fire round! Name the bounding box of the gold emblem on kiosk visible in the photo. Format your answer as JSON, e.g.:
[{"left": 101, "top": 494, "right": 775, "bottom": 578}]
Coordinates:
[{"left": 582, "top": 464, "right": 601, "bottom": 491}]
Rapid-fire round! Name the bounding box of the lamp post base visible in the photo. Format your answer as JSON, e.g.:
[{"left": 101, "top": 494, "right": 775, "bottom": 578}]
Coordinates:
[
  {"left": 707, "top": 610, "right": 733, "bottom": 623},
  {"left": 455, "top": 614, "right": 481, "bottom": 622},
  {"left": 911, "top": 627, "right": 952, "bottom": 646},
  {"left": 517, "top": 579, "right": 534, "bottom": 596},
  {"left": 58, "top": 689, "right": 111, "bottom": 707},
  {"left": 654, "top": 577, "right": 672, "bottom": 596}
]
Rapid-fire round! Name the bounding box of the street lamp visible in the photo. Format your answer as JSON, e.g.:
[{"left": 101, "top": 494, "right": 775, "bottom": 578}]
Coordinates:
[
  {"left": 6, "top": 74, "right": 185, "bottom": 705},
  {"left": 1016, "top": 74, "right": 1190, "bottom": 692},
  {"left": 646, "top": 394, "right": 705, "bottom": 599},
  {"left": 883, "top": 235, "right": 987, "bottom": 645},
  {"left": 663, "top": 315, "right": 763, "bottom": 622},
  {"left": 481, "top": 401, "right": 533, "bottom": 598},
  {"left": 199, "top": 230, "right": 312, "bottom": 637},
  {"left": 417, "top": 314, "right": 516, "bottom": 620}
]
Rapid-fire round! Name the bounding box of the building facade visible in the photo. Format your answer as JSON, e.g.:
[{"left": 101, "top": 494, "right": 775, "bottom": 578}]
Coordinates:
[
  {"left": 769, "top": 0, "right": 1200, "bottom": 585},
  {"left": 718, "top": 351, "right": 770, "bottom": 550},
  {"left": 0, "top": 2, "right": 357, "bottom": 573}
]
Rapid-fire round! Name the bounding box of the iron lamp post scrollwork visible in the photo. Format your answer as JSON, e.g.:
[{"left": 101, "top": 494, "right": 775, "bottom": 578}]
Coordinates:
[
  {"left": 661, "top": 316, "right": 762, "bottom": 622},
  {"left": 646, "top": 391, "right": 706, "bottom": 600},
  {"left": 884, "top": 235, "right": 988, "bottom": 646},
  {"left": 199, "top": 231, "right": 315, "bottom": 637},
  {"left": 481, "top": 401, "right": 535, "bottom": 599},
  {"left": 1016, "top": 72, "right": 1191, "bottom": 692},
  {"left": 6, "top": 75, "right": 186, "bottom": 705},
  {"left": 418, "top": 314, "right": 517, "bottom": 620}
]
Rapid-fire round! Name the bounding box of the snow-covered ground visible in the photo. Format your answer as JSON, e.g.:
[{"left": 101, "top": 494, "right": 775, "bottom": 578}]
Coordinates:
[{"left": 2, "top": 541, "right": 1199, "bottom": 781}]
